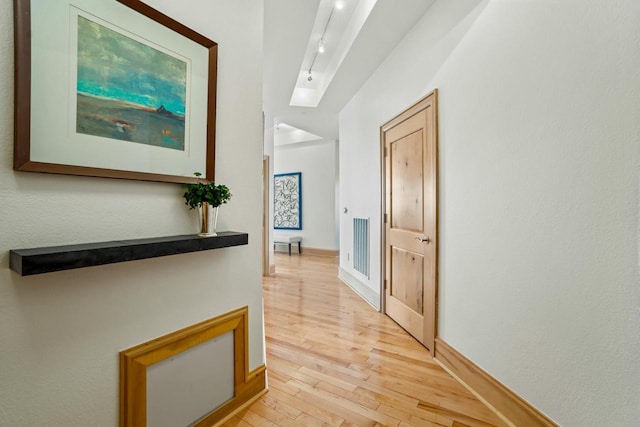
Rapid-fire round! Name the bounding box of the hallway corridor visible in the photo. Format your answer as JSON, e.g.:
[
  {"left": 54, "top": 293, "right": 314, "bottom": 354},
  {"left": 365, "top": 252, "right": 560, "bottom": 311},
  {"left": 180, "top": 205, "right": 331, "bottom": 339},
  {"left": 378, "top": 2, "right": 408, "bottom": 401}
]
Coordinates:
[{"left": 222, "top": 254, "right": 505, "bottom": 427}]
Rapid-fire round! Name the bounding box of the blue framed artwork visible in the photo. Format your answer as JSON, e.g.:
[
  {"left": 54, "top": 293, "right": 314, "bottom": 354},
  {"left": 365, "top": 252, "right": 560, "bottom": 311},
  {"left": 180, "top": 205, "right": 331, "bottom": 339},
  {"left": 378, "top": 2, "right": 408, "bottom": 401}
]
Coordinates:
[{"left": 274, "top": 172, "right": 302, "bottom": 230}]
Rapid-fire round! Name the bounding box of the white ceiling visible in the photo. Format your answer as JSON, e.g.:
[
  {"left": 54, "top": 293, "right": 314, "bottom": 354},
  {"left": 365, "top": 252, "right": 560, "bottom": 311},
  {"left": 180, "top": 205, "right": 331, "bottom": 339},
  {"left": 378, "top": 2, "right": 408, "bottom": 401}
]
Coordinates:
[{"left": 263, "top": 0, "right": 436, "bottom": 141}]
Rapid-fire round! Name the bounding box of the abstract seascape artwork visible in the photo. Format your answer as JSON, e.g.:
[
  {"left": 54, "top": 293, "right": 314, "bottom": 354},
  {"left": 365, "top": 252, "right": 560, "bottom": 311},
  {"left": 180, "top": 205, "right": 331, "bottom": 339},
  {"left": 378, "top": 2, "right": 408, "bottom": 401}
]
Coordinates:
[
  {"left": 274, "top": 172, "right": 302, "bottom": 230},
  {"left": 76, "top": 15, "right": 187, "bottom": 151},
  {"left": 14, "top": 0, "right": 218, "bottom": 183}
]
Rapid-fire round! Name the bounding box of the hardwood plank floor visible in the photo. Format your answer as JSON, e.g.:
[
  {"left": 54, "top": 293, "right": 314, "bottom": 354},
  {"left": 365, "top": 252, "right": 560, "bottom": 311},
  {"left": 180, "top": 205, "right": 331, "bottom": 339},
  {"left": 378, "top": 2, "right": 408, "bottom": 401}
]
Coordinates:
[{"left": 221, "top": 254, "right": 506, "bottom": 427}]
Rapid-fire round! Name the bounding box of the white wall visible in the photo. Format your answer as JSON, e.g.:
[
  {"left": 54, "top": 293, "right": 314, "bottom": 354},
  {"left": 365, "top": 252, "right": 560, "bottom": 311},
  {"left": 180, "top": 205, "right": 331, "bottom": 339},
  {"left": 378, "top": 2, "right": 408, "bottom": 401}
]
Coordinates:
[
  {"left": 0, "top": 1, "right": 265, "bottom": 425},
  {"left": 274, "top": 140, "right": 338, "bottom": 250},
  {"left": 339, "top": 0, "right": 640, "bottom": 425}
]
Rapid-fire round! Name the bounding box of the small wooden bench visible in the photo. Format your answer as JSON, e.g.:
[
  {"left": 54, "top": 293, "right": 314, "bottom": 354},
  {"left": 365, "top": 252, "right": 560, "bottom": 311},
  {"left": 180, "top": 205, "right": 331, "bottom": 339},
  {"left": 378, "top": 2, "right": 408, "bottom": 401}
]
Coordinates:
[{"left": 274, "top": 235, "right": 302, "bottom": 256}]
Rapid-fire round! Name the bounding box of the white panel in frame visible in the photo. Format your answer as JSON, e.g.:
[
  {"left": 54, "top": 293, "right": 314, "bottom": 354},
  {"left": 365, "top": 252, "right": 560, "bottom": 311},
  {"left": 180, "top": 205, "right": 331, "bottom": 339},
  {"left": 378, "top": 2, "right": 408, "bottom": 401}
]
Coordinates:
[
  {"left": 274, "top": 172, "right": 302, "bottom": 230},
  {"left": 14, "top": 0, "right": 218, "bottom": 183}
]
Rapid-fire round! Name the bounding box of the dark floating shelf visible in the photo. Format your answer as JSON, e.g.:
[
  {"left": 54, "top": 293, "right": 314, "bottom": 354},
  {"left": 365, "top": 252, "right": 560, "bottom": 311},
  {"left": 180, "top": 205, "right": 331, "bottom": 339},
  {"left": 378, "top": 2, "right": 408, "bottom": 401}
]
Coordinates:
[{"left": 10, "top": 231, "right": 249, "bottom": 276}]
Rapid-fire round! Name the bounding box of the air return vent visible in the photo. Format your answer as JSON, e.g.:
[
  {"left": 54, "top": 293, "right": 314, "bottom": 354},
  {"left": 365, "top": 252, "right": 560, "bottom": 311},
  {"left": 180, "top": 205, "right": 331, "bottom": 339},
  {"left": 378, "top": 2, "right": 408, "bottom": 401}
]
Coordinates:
[{"left": 353, "top": 217, "right": 369, "bottom": 278}]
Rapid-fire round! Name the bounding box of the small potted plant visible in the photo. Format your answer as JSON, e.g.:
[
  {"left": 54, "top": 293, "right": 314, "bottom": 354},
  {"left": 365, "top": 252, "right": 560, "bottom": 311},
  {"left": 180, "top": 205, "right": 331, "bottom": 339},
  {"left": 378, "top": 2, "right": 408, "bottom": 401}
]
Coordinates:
[{"left": 183, "top": 172, "right": 232, "bottom": 237}]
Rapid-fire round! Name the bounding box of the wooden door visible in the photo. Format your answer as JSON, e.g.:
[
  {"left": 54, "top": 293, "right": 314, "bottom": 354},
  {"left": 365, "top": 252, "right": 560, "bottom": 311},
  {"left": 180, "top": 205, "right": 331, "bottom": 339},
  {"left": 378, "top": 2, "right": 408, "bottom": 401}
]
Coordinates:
[
  {"left": 262, "top": 156, "right": 270, "bottom": 276},
  {"left": 382, "top": 90, "right": 438, "bottom": 354}
]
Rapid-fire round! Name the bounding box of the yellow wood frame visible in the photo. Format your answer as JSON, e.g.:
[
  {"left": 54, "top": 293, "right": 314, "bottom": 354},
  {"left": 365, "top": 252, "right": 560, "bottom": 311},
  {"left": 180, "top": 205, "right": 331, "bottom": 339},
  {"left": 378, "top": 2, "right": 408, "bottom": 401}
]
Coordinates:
[{"left": 120, "top": 306, "right": 266, "bottom": 426}]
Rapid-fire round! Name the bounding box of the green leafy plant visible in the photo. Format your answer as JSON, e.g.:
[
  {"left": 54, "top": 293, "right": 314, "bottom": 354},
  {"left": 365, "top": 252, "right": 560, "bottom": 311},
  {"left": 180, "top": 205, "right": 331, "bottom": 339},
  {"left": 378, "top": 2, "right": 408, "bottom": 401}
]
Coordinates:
[{"left": 183, "top": 172, "right": 232, "bottom": 209}]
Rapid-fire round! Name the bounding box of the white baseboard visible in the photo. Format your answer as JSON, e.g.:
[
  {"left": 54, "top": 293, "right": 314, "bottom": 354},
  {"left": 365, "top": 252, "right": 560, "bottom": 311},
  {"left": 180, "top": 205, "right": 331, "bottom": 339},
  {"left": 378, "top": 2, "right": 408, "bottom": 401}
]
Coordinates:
[{"left": 338, "top": 267, "right": 380, "bottom": 311}]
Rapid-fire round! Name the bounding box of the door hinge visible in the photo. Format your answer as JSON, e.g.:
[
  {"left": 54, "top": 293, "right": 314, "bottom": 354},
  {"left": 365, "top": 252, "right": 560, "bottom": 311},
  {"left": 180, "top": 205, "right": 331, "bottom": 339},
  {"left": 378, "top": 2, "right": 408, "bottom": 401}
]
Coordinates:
[
  {"left": 384, "top": 279, "right": 388, "bottom": 290},
  {"left": 384, "top": 147, "right": 388, "bottom": 157},
  {"left": 384, "top": 213, "right": 388, "bottom": 223}
]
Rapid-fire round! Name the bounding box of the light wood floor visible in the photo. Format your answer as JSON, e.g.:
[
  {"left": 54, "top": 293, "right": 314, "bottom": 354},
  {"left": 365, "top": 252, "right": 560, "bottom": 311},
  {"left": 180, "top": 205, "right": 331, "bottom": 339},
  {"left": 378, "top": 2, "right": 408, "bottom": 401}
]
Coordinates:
[{"left": 222, "top": 254, "right": 506, "bottom": 427}]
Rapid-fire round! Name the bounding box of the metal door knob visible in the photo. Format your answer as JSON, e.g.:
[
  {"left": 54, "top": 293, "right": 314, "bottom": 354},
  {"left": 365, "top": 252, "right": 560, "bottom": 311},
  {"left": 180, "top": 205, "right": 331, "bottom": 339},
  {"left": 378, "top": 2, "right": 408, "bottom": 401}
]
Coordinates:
[{"left": 414, "top": 236, "right": 432, "bottom": 244}]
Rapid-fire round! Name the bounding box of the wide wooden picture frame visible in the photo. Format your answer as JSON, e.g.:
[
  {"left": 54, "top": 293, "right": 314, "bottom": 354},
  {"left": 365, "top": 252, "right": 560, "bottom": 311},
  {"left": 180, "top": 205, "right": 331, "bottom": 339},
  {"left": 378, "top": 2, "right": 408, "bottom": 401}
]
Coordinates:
[
  {"left": 14, "top": 0, "right": 218, "bottom": 183},
  {"left": 274, "top": 172, "right": 302, "bottom": 230},
  {"left": 120, "top": 306, "right": 267, "bottom": 426}
]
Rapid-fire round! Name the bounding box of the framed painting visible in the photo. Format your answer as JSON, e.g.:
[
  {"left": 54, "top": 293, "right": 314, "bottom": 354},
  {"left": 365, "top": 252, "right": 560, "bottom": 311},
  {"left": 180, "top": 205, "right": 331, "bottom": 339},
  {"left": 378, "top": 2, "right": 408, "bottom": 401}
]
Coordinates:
[
  {"left": 13, "top": 0, "right": 218, "bottom": 183},
  {"left": 274, "top": 172, "right": 302, "bottom": 230}
]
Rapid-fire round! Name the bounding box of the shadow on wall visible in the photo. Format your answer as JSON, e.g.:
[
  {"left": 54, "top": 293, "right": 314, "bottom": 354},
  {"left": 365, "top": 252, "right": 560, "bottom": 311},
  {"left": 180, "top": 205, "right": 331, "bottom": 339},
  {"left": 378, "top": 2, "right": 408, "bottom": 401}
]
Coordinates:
[{"left": 392, "top": 0, "right": 490, "bottom": 101}]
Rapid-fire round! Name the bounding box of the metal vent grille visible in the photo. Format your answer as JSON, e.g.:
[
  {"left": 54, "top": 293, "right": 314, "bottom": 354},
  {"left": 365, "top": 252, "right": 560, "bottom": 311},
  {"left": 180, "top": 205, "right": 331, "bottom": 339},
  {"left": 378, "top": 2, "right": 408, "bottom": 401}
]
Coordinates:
[{"left": 353, "top": 218, "right": 369, "bottom": 277}]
